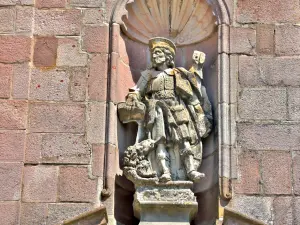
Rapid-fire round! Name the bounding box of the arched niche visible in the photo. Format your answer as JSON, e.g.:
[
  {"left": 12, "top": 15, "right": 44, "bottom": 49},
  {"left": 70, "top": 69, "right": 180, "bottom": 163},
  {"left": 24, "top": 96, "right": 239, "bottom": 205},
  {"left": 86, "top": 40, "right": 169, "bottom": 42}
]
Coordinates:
[{"left": 106, "top": 0, "right": 234, "bottom": 224}]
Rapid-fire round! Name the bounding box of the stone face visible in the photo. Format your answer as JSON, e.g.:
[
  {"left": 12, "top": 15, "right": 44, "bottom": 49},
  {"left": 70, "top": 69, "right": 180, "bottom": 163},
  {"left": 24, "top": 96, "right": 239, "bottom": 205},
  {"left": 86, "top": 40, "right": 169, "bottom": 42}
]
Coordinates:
[
  {"left": 275, "top": 25, "right": 300, "bottom": 56},
  {"left": 0, "top": 63, "right": 12, "bottom": 98},
  {"left": 0, "top": 131, "right": 25, "bottom": 162},
  {"left": 87, "top": 102, "right": 106, "bottom": 144},
  {"left": 230, "top": 27, "right": 256, "bottom": 55},
  {"left": 69, "top": 0, "right": 105, "bottom": 7},
  {"left": 288, "top": 88, "right": 300, "bottom": 120},
  {"left": 22, "top": 166, "right": 58, "bottom": 202},
  {"left": 36, "top": 0, "right": 66, "bottom": 8},
  {"left": 273, "top": 197, "right": 293, "bottom": 225},
  {"left": 16, "top": 6, "right": 33, "bottom": 32},
  {"left": 21, "top": 203, "right": 48, "bottom": 225},
  {"left": 293, "top": 151, "right": 300, "bottom": 195},
  {"left": 0, "top": 7, "right": 15, "bottom": 33},
  {"left": 29, "top": 103, "right": 85, "bottom": 132},
  {"left": 238, "top": 88, "right": 287, "bottom": 120},
  {"left": 295, "top": 198, "right": 300, "bottom": 225},
  {"left": 0, "top": 162, "right": 22, "bottom": 201},
  {"left": 261, "top": 151, "right": 292, "bottom": 194},
  {"left": 59, "top": 166, "right": 97, "bottom": 202},
  {"left": 12, "top": 63, "right": 30, "bottom": 99},
  {"left": 92, "top": 144, "right": 105, "bottom": 177},
  {"left": 0, "top": 100, "right": 27, "bottom": 129},
  {"left": 83, "top": 9, "right": 106, "bottom": 24},
  {"left": 30, "top": 69, "right": 69, "bottom": 101},
  {"left": 33, "top": 36, "right": 58, "bottom": 67},
  {"left": 34, "top": 9, "right": 81, "bottom": 35},
  {"left": 256, "top": 24, "right": 275, "bottom": 55},
  {"left": 0, "top": 0, "right": 18, "bottom": 5},
  {"left": 69, "top": 67, "right": 87, "bottom": 101},
  {"left": 0, "top": 35, "right": 31, "bottom": 63},
  {"left": 82, "top": 25, "right": 109, "bottom": 53},
  {"left": 0, "top": 202, "right": 20, "bottom": 225}
]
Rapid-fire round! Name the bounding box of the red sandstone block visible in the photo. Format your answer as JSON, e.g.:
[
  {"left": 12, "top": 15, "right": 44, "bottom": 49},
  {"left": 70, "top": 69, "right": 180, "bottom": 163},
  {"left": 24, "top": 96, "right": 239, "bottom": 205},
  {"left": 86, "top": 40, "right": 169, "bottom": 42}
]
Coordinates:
[
  {"left": 261, "top": 151, "right": 292, "bottom": 194},
  {"left": 88, "top": 54, "right": 108, "bottom": 101},
  {"left": 69, "top": 67, "right": 87, "bottom": 102},
  {"left": 16, "top": 6, "right": 33, "bottom": 33},
  {"left": 293, "top": 151, "right": 300, "bottom": 195},
  {"left": 275, "top": 25, "right": 300, "bottom": 56},
  {"left": 0, "top": 7, "right": 15, "bottom": 33},
  {"left": 83, "top": 9, "right": 106, "bottom": 25},
  {"left": 273, "top": 197, "right": 293, "bottom": 225},
  {"left": 234, "top": 150, "right": 260, "bottom": 194},
  {"left": 21, "top": 203, "right": 48, "bottom": 225},
  {"left": 0, "top": 162, "right": 23, "bottom": 201},
  {"left": 0, "top": 100, "right": 27, "bottom": 129},
  {"left": 12, "top": 63, "right": 29, "bottom": 99},
  {"left": 0, "top": 35, "right": 31, "bottom": 63},
  {"left": 36, "top": 0, "right": 66, "bottom": 8},
  {"left": 34, "top": 9, "right": 81, "bottom": 35},
  {"left": 22, "top": 165, "right": 58, "bottom": 202},
  {"left": 92, "top": 144, "right": 105, "bottom": 177},
  {"left": 230, "top": 27, "right": 256, "bottom": 55},
  {"left": 0, "top": 131, "right": 25, "bottom": 161},
  {"left": 33, "top": 36, "right": 58, "bottom": 68},
  {"left": 28, "top": 103, "right": 85, "bottom": 132},
  {"left": 69, "top": 0, "right": 104, "bottom": 7},
  {"left": 0, "top": 201, "right": 20, "bottom": 225},
  {"left": 83, "top": 25, "right": 109, "bottom": 53},
  {"left": 0, "top": 63, "right": 12, "bottom": 98},
  {"left": 59, "top": 166, "right": 97, "bottom": 202},
  {"left": 256, "top": 24, "right": 274, "bottom": 55}
]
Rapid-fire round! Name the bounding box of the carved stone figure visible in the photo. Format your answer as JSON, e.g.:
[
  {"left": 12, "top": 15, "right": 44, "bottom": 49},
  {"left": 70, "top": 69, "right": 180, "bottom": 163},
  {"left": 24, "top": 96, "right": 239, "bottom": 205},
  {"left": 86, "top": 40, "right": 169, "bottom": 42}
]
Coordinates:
[{"left": 118, "top": 37, "right": 213, "bottom": 185}]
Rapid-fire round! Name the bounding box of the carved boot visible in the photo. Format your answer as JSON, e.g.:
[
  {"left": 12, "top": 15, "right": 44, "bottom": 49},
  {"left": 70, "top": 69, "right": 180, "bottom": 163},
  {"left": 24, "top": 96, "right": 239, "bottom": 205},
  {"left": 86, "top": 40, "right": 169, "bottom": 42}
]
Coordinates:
[{"left": 184, "top": 155, "right": 205, "bottom": 182}]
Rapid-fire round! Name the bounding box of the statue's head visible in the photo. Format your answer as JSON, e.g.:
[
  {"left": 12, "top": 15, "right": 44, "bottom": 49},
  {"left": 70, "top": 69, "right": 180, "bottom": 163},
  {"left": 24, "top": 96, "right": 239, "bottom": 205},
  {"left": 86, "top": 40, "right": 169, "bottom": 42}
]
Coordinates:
[
  {"left": 149, "top": 37, "right": 176, "bottom": 69},
  {"left": 192, "top": 50, "right": 206, "bottom": 65}
]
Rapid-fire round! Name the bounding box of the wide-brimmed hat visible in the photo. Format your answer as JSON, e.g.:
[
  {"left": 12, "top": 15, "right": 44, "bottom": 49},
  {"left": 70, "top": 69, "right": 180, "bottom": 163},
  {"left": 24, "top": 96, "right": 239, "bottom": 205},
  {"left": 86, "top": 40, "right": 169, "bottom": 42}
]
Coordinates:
[{"left": 149, "top": 37, "right": 176, "bottom": 56}]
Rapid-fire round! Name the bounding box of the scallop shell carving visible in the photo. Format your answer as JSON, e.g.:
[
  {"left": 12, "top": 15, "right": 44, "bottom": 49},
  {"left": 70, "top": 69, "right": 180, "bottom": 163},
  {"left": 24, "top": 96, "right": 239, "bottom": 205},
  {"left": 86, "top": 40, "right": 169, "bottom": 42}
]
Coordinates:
[{"left": 121, "top": 0, "right": 217, "bottom": 46}]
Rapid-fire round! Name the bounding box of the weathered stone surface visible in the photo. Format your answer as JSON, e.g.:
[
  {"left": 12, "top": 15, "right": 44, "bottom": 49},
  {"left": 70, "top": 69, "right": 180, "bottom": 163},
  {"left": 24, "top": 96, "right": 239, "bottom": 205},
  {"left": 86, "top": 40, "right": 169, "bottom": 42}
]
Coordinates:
[
  {"left": 288, "top": 88, "right": 300, "bottom": 120},
  {"left": 82, "top": 25, "right": 109, "bottom": 53},
  {"left": 16, "top": 6, "right": 33, "bottom": 32},
  {"left": 21, "top": 203, "right": 48, "bottom": 225},
  {"left": 57, "top": 38, "right": 88, "bottom": 67},
  {"left": 87, "top": 102, "right": 106, "bottom": 144},
  {"left": 0, "top": 0, "right": 18, "bottom": 5},
  {"left": 238, "top": 88, "right": 287, "bottom": 120},
  {"left": 83, "top": 9, "right": 106, "bottom": 24},
  {"left": 69, "top": 0, "right": 105, "bottom": 7},
  {"left": 295, "top": 198, "right": 300, "bottom": 225},
  {"left": 69, "top": 67, "right": 87, "bottom": 102},
  {"left": 261, "top": 151, "right": 292, "bottom": 194},
  {"left": 230, "top": 27, "right": 256, "bottom": 55},
  {"left": 0, "top": 35, "right": 31, "bottom": 63},
  {"left": 22, "top": 166, "right": 58, "bottom": 202},
  {"left": 33, "top": 36, "right": 58, "bottom": 67},
  {"left": 0, "top": 202, "right": 20, "bottom": 225},
  {"left": 47, "top": 203, "right": 92, "bottom": 225},
  {"left": 273, "top": 197, "right": 293, "bottom": 225},
  {"left": 0, "top": 162, "right": 22, "bottom": 201},
  {"left": 0, "top": 7, "right": 15, "bottom": 33},
  {"left": 275, "top": 25, "right": 300, "bottom": 56},
  {"left": 230, "top": 196, "right": 273, "bottom": 224},
  {"left": 256, "top": 24, "right": 274, "bottom": 55},
  {"left": 0, "top": 63, "right": 12, "bottom": 98},
  {"left": 92, "top": 144, "right": 105, "bottom": 177},
  {"left": 12, "top": 63, "right": 30, "bottom": 99},
  {"left": 234, "top": 150, "right": 260, "bottom": 194},
  {"left": 34, "top": 9, "right": 81, "bottom": 35},
  {"left": 36, "top": 0, "right": 66, "bottom": 8},
  {"left": 29, "top": 103, "right": 85, "bottom": 132},
  {"left": 293, "top": 151, "right": 300, "bottom": 195},
  {"left": 0, "top": 131, "right": 25, "bottom": 162},
  {"left": 30, "top": 69, "right": 69, "bottom": 101},
  {"left": 59, "top": 166, "right": 97, "bottom": 202},
  {"left": 238, "top": 124, "right": 300, "bottom": 151},
  {"left": 88, "top": 54, "right": 108, "bottom": 101},
  {"left": 0, "top": 100, "right": 27, "bottom": 129}
]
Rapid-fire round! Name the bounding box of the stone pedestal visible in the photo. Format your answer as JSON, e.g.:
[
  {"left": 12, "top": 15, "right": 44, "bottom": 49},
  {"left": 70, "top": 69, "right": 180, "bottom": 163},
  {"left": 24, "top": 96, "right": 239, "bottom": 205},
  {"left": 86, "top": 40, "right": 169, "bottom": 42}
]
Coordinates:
[{"left": 133, "top": 181, "right": 198, "bottom": 225}]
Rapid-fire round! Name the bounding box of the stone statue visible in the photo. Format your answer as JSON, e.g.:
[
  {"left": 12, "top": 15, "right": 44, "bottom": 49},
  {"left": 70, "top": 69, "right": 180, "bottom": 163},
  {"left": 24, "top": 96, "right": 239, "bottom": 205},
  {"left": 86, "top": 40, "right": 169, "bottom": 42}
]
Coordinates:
[{"left": 118, "top": 37, "right": 213, "bottom": 185}]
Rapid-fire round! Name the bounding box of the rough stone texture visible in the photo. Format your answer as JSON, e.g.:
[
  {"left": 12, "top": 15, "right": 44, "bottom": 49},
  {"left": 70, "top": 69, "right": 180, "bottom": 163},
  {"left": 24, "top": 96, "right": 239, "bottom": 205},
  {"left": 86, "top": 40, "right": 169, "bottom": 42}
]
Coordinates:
[
  {"left": 82, "top": 25, "right": 109, "bottom": 53},
  {"left": 0, "top": 162, "right": 22, "bottom": 201},
  {"left": 230, "top": 196, "right": 273, "bottom": 224},
  {"left": 0, "top": 0, "right": 18, "bottom": 5},
  {"left": 57, "top": 38, "right": 88, "bottom": 67},
  {"left": 36, "top": 0, "right": 66, "bottom": 8},
  {"left": 47, "top": 203, "right": 92, "bottom": 225},
  {"left": 59, "top": 166, "right": 97, "bottom": 202},
  {"left": 288, "top": 88, "right": 300, "bottom": 120},
  {"left": 33, "top": 36, "right": 58, "bottom": 68},
  {"left": 239, "top": 56, "right": 300, "bottom": 87},
  {"left": 29, "top": 103, "right": 85, "bottom": 132},
  {"left": 230, "top": 27, "right": 256, "bottom": 55},
  {"left": 0, "top": 7, "right": 15, "bottom": 33},
  {"left": 275, "top": 25, "right": 300, "bottom": 56},
  {"left": 69, "top": 0, "right": 105, "bottom": 7},
  {"left": 0, "top": 131, "right": 25, "bottom": 162},
  {"left": 295, "top": 198, "right": 300, "bottom": 225},
  {"left": 0, "top": 63, "right": 12, "bottom": 98},
  {"left": 256, "top": 24, "right": 274, "bottom": 55},
  {"left": 22, "top": 166, "right": 58, "bottom": 202},
  {"left": 30, "top": 69, "right": 69, "bottom": 101},
  {"left": 0, "top": 35, "right": 31, "bottom": 63},
  {"left": 83, "top": 9, "right": 106, "bottom": 24},
  {"left": 236, "top": 0, "right": 300, "bottom": 23},
  {"left": 34, "top": 9, "right": 81, "bottom": 35},
  {"left": 261, "top": 151, "right": 292, "bottom": 195},
  {"left": 88, "top": 54, "right": 108, "bottom": 101},
  {"left": 273, "top": 197, "right": 293, "bottom": 225},
  {"left": 0, "top": 202, "right": 20, "bottom": 225},
  {"left": 16, "top": 6, "right": 33, "bottom": 33},
  {"left": 0, "top": 100, "right": 27, "bottom": 129},
  {"left": 293, "top": 151, "right": 300, "bottom": 195},
  {"left": 238, "top": 88, "right": 287, "bottom": 120},
  {"left": 25, "top": 133, "right": 90, "bottom": 164},
  {"left": 87, "top": 102, "right": 106, "bottom": 144},
  {"left": 12, "top": 63, "right": 30, "bottom": 99},
  {"left": 92, "top": 144, "right": 105, "bottom": 177},
  {"left": 234, "top": 150, "right": 260, "bottom": 194},
  {"left": 69, "top": 67, "right": 87, "bottom": 102},
  {"left": 20, "top": 203, "right": 48, "bottom": 225}
]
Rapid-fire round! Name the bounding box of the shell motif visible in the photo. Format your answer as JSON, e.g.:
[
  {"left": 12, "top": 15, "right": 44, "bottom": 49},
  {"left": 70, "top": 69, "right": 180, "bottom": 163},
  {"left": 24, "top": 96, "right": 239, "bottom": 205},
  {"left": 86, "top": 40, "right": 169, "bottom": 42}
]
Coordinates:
[{"left": 121, "top": 0, "right": 217, "bottom": 46}]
